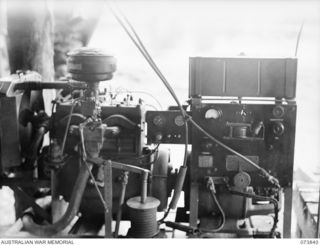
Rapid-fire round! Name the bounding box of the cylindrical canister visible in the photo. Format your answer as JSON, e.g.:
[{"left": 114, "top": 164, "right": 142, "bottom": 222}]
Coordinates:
[{"left": 126, "top": 196, "right": 160, "bottom": 238}]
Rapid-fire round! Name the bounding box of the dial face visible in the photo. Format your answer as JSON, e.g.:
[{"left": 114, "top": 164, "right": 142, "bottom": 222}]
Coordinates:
[
  {"left": 205, "top": 108, "right": 221, "bottom": 119},
  {"left": 174, "top": 115, "right": 185, "bottom": 127},
  {"left": 153, "top": 115, "right": 166, "bottom": 127}
]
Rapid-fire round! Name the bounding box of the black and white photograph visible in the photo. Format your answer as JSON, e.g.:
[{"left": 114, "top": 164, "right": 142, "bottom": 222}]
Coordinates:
[{"left": 0, "top": 0, "right": 319, "bottom": 241}]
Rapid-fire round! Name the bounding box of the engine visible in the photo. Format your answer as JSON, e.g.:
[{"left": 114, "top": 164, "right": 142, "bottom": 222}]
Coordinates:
[{"left": 0, "top": 49, "right": 297, "bottom": 238}]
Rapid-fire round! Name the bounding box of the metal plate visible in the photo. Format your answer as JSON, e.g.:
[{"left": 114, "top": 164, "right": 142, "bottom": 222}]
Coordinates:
[
  {"left": 146, "top": 110, "right": 191, "bottom": 144},
  {"left": 0, "top": 97, "right": 21, "bottom": 172},
  {"left": 189, "top": 57, "right": 297, "bottom": 99}
]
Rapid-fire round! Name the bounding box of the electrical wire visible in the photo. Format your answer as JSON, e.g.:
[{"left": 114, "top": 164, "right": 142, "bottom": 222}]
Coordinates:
[
  {"left": 131, "top": 91, "right": 163, "bottom": 109},
  {"left": 107, "top": 90, "right": 163, "bottom": 110},
  {"left": 159, "top": 121, "right": 189, "bottom": 222},
  {"left": 188, "top": 117, "right": 279, "bottom": 188},
  {"left": 165, "top": 185, "right": 278, "bottom": 237},
  {"left": 106, "top": 1, "right": 280, "bottom": 189},
  {"left": 107, "top": 3, "right": 182, "bottom": 112},
  {"left": 162, "top": 180, "right": 225, "bottom": 236},
  {"left": 108, "top": 2, "right": 186, "bottom": 114},
  {"left": 199, "top": 190, "right": 225, "bottom": 234},
  {"left": 294, "top": 20, "right": 305, "bottom": 57}
]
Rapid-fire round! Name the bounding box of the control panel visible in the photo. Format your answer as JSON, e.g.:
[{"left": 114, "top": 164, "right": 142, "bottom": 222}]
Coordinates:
[
  {"left": 190, "top": 102, "right": 296, "bottom": 187},
  {"left": 146, "top": 111, "right": 191, "bottom": 144}
]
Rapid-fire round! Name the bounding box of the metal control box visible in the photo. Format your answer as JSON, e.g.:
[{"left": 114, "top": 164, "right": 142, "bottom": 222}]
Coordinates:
[
  {"left": 146, "top": 111, "right": 192, "bottom": 144},
  {"left": 190, "top": 101, "right": 296, "bottom": 187},
  {"left": 189, "top": 57, "right": 297, "bottom": 99}
]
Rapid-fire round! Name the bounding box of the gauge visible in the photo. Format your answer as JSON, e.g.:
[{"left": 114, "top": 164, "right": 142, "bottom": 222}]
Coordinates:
[
  {"left": 153, "top": 115, "right": 166, "bottom": 127},
  {"left": 205, "top": 108, "right": 222, "bottom": 119},
  {"left": 174, "top": 115, "right": 185, "bottom": 127}
]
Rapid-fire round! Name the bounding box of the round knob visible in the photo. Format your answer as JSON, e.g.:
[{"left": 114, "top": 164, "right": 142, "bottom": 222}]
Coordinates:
[
  {"left": 153, "top": 115, "right": 166, "bottom": 127},
  {"left": 272, "top": 105, "right": 285, "bottom": 118},
  {"left": 272, "top": 122, "right": 285, "bottom": 136},
  {"left": 155, "top": 133, "right": 163, "bottom": 141}
]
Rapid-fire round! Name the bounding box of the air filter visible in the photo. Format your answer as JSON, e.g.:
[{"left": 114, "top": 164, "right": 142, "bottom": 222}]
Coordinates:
[{"left": 67, "top": 47, "right": 116, "bottom": 83}]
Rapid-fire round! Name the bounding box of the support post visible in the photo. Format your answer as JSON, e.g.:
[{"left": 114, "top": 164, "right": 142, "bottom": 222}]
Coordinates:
[
  {"left": 104, "top": 160, "right": 113, "bottom": 238},
  {"left": 283, "top": 187, "right": 293, "bottom": 238},
  {"left": 189, "top": 182, "right": 199, "bottom": 228}
]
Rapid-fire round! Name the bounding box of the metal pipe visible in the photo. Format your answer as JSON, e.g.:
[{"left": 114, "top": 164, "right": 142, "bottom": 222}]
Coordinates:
[
  {"left": 112, "top": 160, "right": 151, "bottom": 175},
  {"left": 114, "top": 171, "right": 129, "bottom": 238},
  {"left": 140, "top": 170, "right": 148, "bottom": 204},
  {"left": 61, "top": 102, "right": 76, "bottom": 155},
  {"left": 168, "top": 166, "right": 187, "bottom": 210},
  {"left": 29, "top": 127, "right": 47, "bottom": 179},
  {"left": 50, "top": 170, "right": 60, "bottom": 223},
  {"left": 25, "top": 127, "right": 46, "bottom": 174},
  {"left": 86, "top": 158, "right": 150, "bottom": 176},
  {"left": 22, "top": 161, "right": 92, "bottom": 237},
  {"left": 14, "top": 81, "right": 87, "bottom": 91}
]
